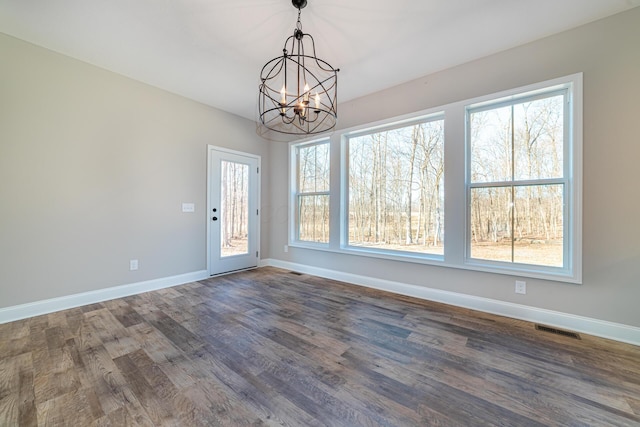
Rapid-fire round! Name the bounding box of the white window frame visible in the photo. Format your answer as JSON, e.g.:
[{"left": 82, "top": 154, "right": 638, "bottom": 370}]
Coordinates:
[
  {"left": 289, "top": 138, "right": 331, "bottom": 247},
  {"left": 463, "top": 74, "right": 582, "bottom": 283},
  {"left": 287, "top": 73, "right": 582, "bottom": 284},
  {"left": 342, "top": 113, "right": 446, "bottom": 261}
]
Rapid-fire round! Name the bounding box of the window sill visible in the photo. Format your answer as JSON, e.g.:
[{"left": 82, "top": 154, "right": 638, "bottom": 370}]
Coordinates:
[{"left": 287, "top": 242, "right": 581, "bottom": 284}]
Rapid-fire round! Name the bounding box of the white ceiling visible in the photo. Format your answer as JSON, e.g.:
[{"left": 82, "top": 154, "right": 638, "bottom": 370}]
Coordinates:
[{"left": 1, "top": 0, "right": 639, "bottom": 121}]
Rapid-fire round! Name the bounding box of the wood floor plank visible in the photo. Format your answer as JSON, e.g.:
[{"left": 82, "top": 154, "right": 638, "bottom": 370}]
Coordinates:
[
  {"left": 180, "top": 378, "right": 261, "bottom": 427},
  {"left": 112, "top": 353, "right": 176, "bottom": 426},
  {"left": 103, "top": 299, "right": 145, "bottom": 328},
  {"left": 147, "top": 311, "right": 204, "bottom": 355},
  {"left": 188, "top": 344, "right": 311, "bottom": 426},
  {"left": 246, "top": 307, "right": 352, "bottom": 357},
  {"left": 2, "top": 266, "right": 640, "bottom": 426},
  {"left": 17, "top": 367, "right": 36, "bottom": 427},
  {"left": 465, "top": 337, "right": 640, "bottom": 410},
  {"left": 0, "top": 394, "right": 19, "bottom": 426},
  {"left": 627, "top": 396, "right": 640, "bottom": 416},
  {"left": 77, "top": 343, "right": 135, "bottom": 416},
  {"left": 83, "top": 308, "right": 141, "bottom": 359}
]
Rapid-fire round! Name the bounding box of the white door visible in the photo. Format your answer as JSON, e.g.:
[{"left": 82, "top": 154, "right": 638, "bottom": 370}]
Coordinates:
[{"left": 208, "top": 146, "right": 260, "bottom": 275}]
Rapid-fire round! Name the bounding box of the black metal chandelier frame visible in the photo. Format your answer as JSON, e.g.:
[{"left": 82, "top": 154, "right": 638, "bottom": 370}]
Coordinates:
[{"left": 258, "top": 0, "right": 339, "bottom": 136}]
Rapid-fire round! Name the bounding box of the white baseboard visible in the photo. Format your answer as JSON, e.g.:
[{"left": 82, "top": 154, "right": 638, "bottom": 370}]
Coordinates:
[
  {"left": 0, "top": 270, "right": 209, "bottom": 324},
  {"left": 262, "top": 258, "right": 640, "bottom": 346},
  {"left": 258, "top": 259, "right": 271, "bottom": 268},
  {"left": 4, "top": 261, "right": 638, "bottom": 347}
]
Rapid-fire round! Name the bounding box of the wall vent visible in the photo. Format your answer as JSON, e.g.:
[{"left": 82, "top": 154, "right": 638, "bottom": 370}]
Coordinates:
[
  {"left": 289, "top": 271, "right": 303, "bottom": 276},
  {"left": 535, "top": 324, "right": 581, "bottom": 340}
]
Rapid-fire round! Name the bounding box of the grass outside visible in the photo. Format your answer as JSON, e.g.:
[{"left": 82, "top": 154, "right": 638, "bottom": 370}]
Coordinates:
[{"left": 348, "top": 239, "right": 562, "bottom": 267}]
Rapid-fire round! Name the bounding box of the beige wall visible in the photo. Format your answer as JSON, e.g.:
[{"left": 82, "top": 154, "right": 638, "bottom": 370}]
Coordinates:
[
  {"left": 267, "top": 8, "right": 640, "bottom": 327},
  {"left": 0, "top": 33, "right": 269, "bottom": 308}
]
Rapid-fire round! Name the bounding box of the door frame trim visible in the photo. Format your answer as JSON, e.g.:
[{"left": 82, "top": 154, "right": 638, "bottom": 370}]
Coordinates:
[{"left": 206, "top": 145, "right": 261, "bottom": 276}]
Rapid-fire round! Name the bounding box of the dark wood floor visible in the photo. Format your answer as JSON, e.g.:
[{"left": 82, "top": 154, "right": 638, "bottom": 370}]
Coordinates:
[{"left": 1, "top": 267, "right": 639, "bottom": 426}]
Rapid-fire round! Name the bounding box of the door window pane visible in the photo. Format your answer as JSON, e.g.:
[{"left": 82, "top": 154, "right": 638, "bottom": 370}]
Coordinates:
[{"left": 220, "top": 161, "right": 249, "bottom": 257}]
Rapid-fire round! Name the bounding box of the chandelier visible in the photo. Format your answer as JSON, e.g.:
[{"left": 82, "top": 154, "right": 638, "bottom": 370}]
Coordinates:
[{"left": 258, "top": 0, "right": 339, "bottom": 136}]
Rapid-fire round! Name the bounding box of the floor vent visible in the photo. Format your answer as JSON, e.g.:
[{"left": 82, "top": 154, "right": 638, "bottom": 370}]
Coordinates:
[
  {"left": 535, "top": 324, "right": 581, "bottom": 340},
  {"left": 289, "top": 271, "right": 303, "bottom": 276}
]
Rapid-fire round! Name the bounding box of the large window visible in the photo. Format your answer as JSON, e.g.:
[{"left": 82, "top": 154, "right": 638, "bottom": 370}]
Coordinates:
[
  {"left": 467, "top": 86, "right": 573, "bottom": 275},
  {"left": 293, "top": 140, "right": 330, "bottom": 243},
  {"left": 346, "top": 116, "right": 444, "bottom": 256},
  {"left": 289, "top": 74, "right": 581, "bottom": 282}
]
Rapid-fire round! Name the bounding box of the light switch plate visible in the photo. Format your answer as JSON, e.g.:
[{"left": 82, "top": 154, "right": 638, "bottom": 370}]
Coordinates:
[{"left": 182, "top": 203, "right": 195, "bottom": 213}]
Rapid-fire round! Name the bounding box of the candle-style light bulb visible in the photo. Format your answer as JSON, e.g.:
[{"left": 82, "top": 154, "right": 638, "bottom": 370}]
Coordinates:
[
  {"left": 297, "top": 100, "right": 306, "bottom": 118},
  {"left": 280, "top": 85, "right": 286, "bottom": 104},
  {"left": 303, "top": 83, "right": 310, "bottom": 103},
  {"left": 314, "top": 92, "right": 320, "bottom": 109}
]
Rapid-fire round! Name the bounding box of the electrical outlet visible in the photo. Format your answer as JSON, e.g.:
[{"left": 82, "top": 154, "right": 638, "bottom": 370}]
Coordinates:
[
  {"left": 284, "top": 245, "right": 289, "bottom": 253},
  {"left": 515, "top": 280, "right": 526, "bottom": 294},
  {"left": 130, "top": 259, "right": 139, "bottom": 271}
]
